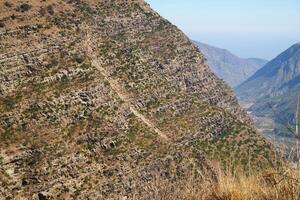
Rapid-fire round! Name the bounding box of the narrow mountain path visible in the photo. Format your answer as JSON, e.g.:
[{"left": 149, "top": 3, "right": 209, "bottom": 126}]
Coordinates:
[{"left": 91, "top": 59, "right": 169, "bottom": 141}]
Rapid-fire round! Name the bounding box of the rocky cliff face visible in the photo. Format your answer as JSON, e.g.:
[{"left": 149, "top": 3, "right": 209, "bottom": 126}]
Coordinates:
[
  {"left": 194, "top": 41, "right": 267, "bottom": 87},
  {"left": 0, "top": 0, "right": 273, "bottom": 199}
]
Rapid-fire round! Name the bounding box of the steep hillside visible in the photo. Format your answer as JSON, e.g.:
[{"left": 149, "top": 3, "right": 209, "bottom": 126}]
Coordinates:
[
  {"left": 194, "top": 41, "right": 267, "bottom": 87},
  {"left": 0, "top": 0, "right": 273, "bottom": 199},
  {"left": 248, "top": 88, "right": 300, "bottom": 136},
  {"left": 237, "top": 43, "right": 300, "bottom": 136},
  {"left": 237, "top": 43, "right": 300, "bottom": 101}
]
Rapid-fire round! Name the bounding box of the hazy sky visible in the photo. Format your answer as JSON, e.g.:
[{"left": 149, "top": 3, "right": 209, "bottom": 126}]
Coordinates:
[{"left": 146, "top": 0, "right": 300, "bottom": 60}]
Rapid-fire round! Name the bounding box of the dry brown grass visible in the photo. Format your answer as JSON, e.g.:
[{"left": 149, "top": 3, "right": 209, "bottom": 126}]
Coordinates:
[
  {"left": 210, "top": 166, "right": 300, "bottom": 200},
  {"left": 130, "top": 163, "right": 300, "bottom": 200}
]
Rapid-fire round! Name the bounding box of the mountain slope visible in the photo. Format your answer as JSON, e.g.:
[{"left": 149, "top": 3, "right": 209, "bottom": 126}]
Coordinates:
[
  {"left": 237, "top": 43, "right": 300, "bottom": 101},
  {"left": 237, "top": 43, "right": 300, "bottom": 136},
  {"left": 0, "top": 1, "right": 273, "bottom": 199},
  {"left": 248, "top": 87, "right": 300, "bottom": 136},
  {"left": 194, "top": 41, "right": 267, "bottom": 87}
]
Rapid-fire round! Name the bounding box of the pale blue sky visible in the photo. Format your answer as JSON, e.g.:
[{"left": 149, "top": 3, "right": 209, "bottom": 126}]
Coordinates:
[{"left": 146, "top": 0, "right": 300, "bottom": 60}]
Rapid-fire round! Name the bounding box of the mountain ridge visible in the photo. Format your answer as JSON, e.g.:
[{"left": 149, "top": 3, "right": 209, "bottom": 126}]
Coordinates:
[
  {"left": 237, "top": 43, "right": 300, "bottom": 100},
  {"left": 193, "top": 41, "right": 268, "bottom": 87}
]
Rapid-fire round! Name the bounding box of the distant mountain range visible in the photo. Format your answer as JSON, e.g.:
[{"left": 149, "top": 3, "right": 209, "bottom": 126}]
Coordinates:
[
  {"left": 194, "top": 41, "right": 268, "bottom": 87},
  {"left": 237, "top": 43, "right": 300, "bottom": 136}
]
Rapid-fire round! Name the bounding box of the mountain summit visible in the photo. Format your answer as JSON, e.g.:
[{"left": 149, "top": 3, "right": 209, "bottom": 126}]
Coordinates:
[
  {"left": 0, "top": 0, "right": 272, "bottom": 199},
  {"left": 194, "top": 41, "right": 267, "bottom": 87}
]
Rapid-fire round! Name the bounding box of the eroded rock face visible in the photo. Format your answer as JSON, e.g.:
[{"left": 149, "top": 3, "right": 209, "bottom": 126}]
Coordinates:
[{"left": 0, "top": 0, "right": 273, "bottom": 199}]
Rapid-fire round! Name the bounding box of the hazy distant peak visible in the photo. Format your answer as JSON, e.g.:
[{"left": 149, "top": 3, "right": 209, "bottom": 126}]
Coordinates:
[{"left": 193, "top": 41, "right": 268, "bottom": 87}]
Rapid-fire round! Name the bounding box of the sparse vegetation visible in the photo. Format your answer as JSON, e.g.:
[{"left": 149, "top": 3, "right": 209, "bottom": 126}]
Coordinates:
[
  {"left": 0, "top": 21, "right": 5, "bottom": 28},
  {"left": 0, "top": 94, "right": 22, "bottom": 112},
  {"left": 16, "top": 3, "right": 32, "bottom": 12},
  {"left": 47, "top": 5, "right": 55, "bottom": 15},
  {"left": 4, "top": 2, "right": 13, "bottom": 8}
]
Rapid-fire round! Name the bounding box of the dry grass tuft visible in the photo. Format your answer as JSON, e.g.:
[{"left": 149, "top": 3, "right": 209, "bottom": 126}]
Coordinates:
[{"left": 131, "top": 164, "right": 300, "bottom": 200}]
